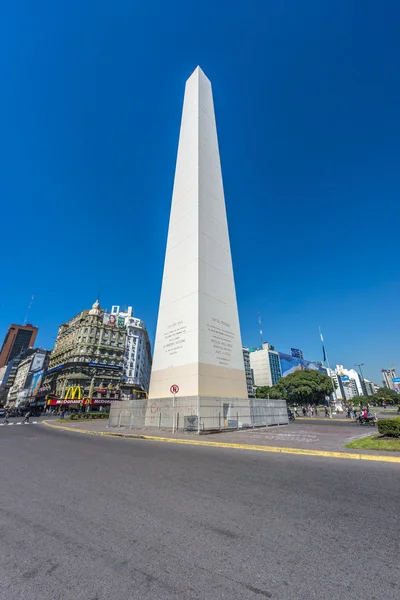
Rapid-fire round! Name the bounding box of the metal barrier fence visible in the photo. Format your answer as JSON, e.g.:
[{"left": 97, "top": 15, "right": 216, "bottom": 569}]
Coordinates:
[{"left": 108, "top": 397, "right": 288, "bottom": 432}]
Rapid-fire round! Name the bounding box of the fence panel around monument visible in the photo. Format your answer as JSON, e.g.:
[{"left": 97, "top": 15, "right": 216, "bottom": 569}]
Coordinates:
[{"left": 108, "top": 398, "right": 288, "bottom": 432}]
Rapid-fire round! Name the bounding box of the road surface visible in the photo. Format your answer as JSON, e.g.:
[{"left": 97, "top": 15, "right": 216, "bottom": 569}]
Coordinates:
[{"left": 0, "top": 424, "right": 398, "bottom": 599}]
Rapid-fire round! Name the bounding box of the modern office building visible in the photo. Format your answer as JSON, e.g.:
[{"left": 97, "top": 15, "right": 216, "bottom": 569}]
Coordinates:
[
  {"left": 0, "top": 349, "right": 35, "bottom": 404},
  {"left": 111, "top": 306, "right": 152, "bottom": 394},
  {"left": 242, "top": 347, "right": 255, "bottom": 398},
  {"left": 335, "top": 366, "right": 363, "bottom": 396},
  {"left": 269, "top": 348, "right": 282, "bottom": 385},
  {"left": 249, "top": 343, "right": 282, "bottom": 388},
  {"left": 0, "top": 323, "right": 38, "bottom": 368},
  {"left": 42, "top": 300, "right": 126, "bottom": 406},
  {"left": 363, "top": 379, "right": 376, "bottom": 396},
  {"left": 6, "top": 348, "right": 50, "bottom": 405},
  {"left": 382, "top": 368, "right": 396, "bottom": 390}
]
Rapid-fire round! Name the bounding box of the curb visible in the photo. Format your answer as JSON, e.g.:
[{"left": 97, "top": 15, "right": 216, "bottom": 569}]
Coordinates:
[{"left": 41, "top": 421, "right": 400, "bottom": 464}]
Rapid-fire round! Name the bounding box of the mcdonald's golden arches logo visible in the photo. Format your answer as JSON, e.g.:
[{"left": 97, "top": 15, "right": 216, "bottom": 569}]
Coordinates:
[{"left": 64, "top": 386, "right": 83, "bottom": 400}]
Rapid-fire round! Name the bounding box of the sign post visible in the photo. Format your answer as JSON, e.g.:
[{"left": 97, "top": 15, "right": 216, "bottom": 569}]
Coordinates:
[{"left": 170, "top": 384, "right": 179, "bottom": 433}]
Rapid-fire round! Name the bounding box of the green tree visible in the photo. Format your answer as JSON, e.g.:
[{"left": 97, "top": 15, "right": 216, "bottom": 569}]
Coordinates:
[
  {"left": 272, "top": 369, "right": 335, "bottom": 405},
  {"left": 255, "top": 386, "right": 281, "bottom": 399},
  {"left": 373, "top": 388, "right": 400, "bottom": 405}
]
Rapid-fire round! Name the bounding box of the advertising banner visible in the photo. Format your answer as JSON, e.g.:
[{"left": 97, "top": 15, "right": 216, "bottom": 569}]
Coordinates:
[
  {"left": 290, "top": 348, "right": 304, "bottom": 359},
  {"left": 278, "top": 352, "right": 327, "bottom": 378},
  {"left": 103, "top": 313, "right": 117, "bottom": 327},
  {"left": 28, "top": 370, "right": 44, "bottom": 397},
  {"left": 31, "top": 353, "right": 45, "bottom": 373}
]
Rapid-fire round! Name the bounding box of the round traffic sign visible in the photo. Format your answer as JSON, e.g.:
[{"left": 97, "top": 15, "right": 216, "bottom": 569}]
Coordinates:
[{"left": 170, "top": 384, "right": 179, "bottom": 394}]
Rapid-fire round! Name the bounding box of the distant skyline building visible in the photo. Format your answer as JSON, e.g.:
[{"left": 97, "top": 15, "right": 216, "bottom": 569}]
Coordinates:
[
  {"left": 381, "top": 368, "right": 396, "bottom": 390},
  {"left": 0, "top": 323, "right": 38, "bottom": 368}
]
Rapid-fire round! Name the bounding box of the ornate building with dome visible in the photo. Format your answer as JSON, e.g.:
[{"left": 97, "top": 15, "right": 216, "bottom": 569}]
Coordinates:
[{"left": 42, "top": 300, "right": 127, "bottom": 406}]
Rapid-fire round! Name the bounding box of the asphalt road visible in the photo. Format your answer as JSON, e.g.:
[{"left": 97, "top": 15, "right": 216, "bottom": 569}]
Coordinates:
[{"left": 0, "top": 426, "right": 398, "bottom": 600}]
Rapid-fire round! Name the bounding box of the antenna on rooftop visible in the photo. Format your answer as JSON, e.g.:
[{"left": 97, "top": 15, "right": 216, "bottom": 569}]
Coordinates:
[
  {"left": 24, "top": 294, "right": 35, "bottom": 325},
  {"left": 258, "top": 312, "right": 263, "bottom": 348}
]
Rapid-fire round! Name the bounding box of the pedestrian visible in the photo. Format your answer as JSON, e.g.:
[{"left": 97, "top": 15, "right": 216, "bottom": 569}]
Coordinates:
[
  {"left": 3, "top": 409, "right": 10, "bottom": 425},
  {"left": 314, "top": 406, "right": 319, "bottom": 417},
  {"left": 325, "top": 406, "right": 329, "bottom": 417},
  {"left": 61, "top": 409, "right": 65, "bottom": 420},
  {"left": 23, "top": 411, "right": 31, "bottom": 424},
  {"left": 294, "top": 406, "right": 299, "bottom": 418},
  {"left": 302, "top": 406, "right": 306, "bottom": 417}
]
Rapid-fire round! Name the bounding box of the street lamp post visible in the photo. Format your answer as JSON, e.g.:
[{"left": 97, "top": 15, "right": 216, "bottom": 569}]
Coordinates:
[{"left": 354, "top": 363, "right": 366, "bottom": 396}]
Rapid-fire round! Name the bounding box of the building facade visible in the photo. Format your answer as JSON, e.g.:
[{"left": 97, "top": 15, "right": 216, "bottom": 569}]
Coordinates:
[
  {"left": 42, "top": 300, "right": 126, "bottom": 407},
  {"left": 249, "top": 343, "right": 281, "bottom": 388},
  {"left": 242, "top": 347, "right": 254, "bottom": 398},
  {"left": 110, "top": 306, "right": 152, "bottom": 394},
  {"left": 382, "top": 368, "right": 396, "bottom": 390},
  {"left": 335, "top": 366, "right": 363, "bottom": 396},
  {"left": 0, "top": 350, "right": 35, "bottom": 405},
  {"left": 6, "top": 349, "right": 51, "bottom": 406},
  {"left": 0, "top": 323, "right": 38, "bottom": 368},
  {"left": 269, "top": 349, "right": 282, "bottom": 385}
]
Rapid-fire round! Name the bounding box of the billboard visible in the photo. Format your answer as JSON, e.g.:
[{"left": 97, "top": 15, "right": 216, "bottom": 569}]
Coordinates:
[
  {"left": 290, "top": 348, "right": 304, "bottom": 359},
  {"left": 28, "top": 370, "right": 44, "bottom": 398},
  {"left": 392, "top": 378, "right": 400, "bottom": 383},
  {"left": 278, "top": 352, "right": 327, "bottom": 378},
  {"left": 31, "top": 352, "right": 45, "bottom": 373},
  {"left": 103, "top": 313, "right": 117, "bottom": 327},
  {"left": 103, "top": 313, "right": 126, "bottom": 329}
]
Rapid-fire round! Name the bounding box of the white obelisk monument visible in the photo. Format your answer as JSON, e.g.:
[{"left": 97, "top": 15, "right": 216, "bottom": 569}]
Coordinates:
[{"left": 147, "top": 67, "right": 248, "bottom": 428}]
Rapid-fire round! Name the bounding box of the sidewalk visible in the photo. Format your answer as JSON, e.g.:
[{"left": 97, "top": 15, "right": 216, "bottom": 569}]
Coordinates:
[{"left": 43, "top": 419, "right": 400, "bottom": 459}]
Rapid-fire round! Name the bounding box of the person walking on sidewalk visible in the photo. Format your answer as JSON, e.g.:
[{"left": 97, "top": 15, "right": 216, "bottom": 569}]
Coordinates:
[
  {"left": 3, "top": 409, "right": 10, "bottom": 425},
  {"left": 23, "top": 411, "right": 31, "bottom": 424}
]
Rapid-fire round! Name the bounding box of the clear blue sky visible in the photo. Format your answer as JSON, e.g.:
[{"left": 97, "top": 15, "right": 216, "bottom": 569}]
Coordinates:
[{"left": 1, "top": 1, "right": 399, "bottom": 384}]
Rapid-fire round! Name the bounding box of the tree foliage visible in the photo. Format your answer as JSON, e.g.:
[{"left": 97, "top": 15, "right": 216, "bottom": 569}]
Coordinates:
[
  {"left": 255, "top": 386, "right": 281, "bottom": 399},
  {"left": 271, "top": 369, "right": 334, "bottom": 405},
  {"left": 374, "top": 388, "right": 400, "bottom": 404}
]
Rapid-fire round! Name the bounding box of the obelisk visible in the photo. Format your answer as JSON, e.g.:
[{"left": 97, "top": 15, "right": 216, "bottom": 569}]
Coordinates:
[{"left": 146, "top": 67, "right": 248, "bottom": 428}]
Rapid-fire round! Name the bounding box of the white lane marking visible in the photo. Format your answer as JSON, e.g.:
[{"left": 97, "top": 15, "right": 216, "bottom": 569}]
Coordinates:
[
  {"left": 16, "top": 423, "right": 22, "bottom": 425},
  {"left": 33, "top": 421, "right": 38, "bottom": 424}
]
